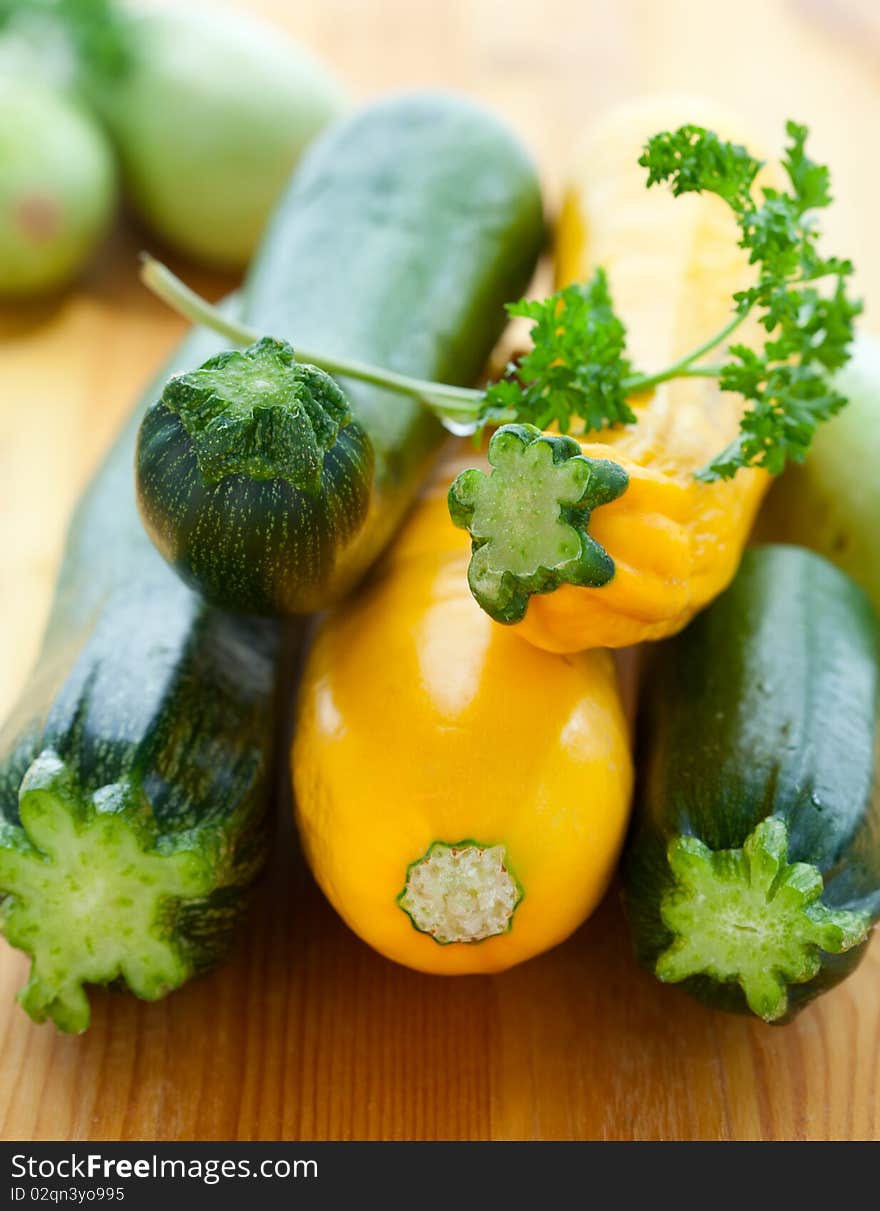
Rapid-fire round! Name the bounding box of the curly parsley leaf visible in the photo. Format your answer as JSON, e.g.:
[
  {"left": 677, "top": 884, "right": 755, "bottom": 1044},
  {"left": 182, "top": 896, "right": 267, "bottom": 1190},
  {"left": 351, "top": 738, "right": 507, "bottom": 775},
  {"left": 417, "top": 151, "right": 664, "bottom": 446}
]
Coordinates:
[
  {"left": 476, "top": 120, "right": 860, "bottom": 481},
  {"left": 641, "top": 119, "right": 861, "bottom": 480},
  {"left": 481, "top": 270, "right": 636, "bottom": 436},
  {"left": 640, "top": 124, "right": 762, "bottom": 211}
]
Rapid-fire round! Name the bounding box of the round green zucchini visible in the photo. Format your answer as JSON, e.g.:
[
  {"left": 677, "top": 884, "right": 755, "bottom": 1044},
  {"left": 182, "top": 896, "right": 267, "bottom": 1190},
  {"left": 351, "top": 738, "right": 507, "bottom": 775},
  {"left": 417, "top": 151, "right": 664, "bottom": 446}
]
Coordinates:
[
  {"left": 136, "top": 92, "right": 545, "bottom": 615},
  {"left": 624, "top": 544, "right": 880, "bottom": 1022}
]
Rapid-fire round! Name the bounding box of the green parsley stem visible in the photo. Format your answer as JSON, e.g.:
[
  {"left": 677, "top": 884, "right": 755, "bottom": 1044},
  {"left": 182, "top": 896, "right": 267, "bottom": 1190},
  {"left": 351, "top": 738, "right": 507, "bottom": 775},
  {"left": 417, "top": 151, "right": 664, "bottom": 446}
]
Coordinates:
[
  {"left": 623, "top": 312, "right": 745, "bottom": 394},
  {"left": 624, "top": 364, "right": 723, "bottom": 392},
  {"left": 676, "top": 311, "right": 746, "bottom": 368},
  {"left": 140, "top": 255, "right": 483, "bottom": 416},
  {"left": 141, "top": 256, "right": 740, "bottom": 433}
]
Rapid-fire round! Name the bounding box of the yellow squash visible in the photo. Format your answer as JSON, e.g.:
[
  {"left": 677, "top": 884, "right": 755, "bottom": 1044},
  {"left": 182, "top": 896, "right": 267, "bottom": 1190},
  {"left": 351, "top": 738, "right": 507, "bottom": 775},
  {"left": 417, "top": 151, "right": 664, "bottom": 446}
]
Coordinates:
[
  {"left": 517, "top": 99, "right": 772, "bottom": 652},
  {"left": 293, "top": 448, "right": 633, "bottom": 975}
]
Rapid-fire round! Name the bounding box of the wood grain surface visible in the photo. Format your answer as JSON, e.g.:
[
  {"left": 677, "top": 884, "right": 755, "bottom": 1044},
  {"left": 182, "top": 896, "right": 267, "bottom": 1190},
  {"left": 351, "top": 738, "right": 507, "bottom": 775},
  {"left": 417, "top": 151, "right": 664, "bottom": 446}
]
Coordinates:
[{"left": 2, "top": 0, "right": 880, "bottom": 1141}]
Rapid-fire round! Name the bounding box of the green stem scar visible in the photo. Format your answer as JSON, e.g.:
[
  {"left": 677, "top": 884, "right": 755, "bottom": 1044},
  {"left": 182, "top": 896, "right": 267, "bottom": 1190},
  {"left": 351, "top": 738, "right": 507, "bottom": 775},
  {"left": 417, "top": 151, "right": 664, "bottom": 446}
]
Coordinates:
[
  {"left": 447, "top": 423, "right": 629, "bottom": 624},
  {"left": 397, "top": 841, "right": 523, "bottom": 944},
  {"left": 0, "top": 751, "right": 214, "bottom": 1033},
  {"left": 161, "top": 336, "right": 357, "bottom": 490},
  {"left": 657, "top": 817, "right": 871, "bottom": 1022}
]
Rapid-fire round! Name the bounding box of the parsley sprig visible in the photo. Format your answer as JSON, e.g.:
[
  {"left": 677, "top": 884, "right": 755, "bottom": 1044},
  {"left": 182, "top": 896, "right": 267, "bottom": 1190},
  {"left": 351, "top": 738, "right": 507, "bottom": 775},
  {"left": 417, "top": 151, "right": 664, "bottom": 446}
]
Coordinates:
[
  {"left": 486, "top": 120, "right": 861, "bottom": 480},
  {"left": 480, "top": 270, "right": 636, "bottom": 433},
  {"left": 142, "top": 120, "right": 860, "bottom": 482}
]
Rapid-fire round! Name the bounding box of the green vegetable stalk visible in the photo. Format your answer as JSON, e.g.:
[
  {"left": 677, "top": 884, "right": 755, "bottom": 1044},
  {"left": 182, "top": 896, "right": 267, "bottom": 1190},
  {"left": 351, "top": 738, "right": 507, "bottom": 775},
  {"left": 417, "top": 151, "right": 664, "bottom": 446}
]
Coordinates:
[
  {"left": 447, "top": 424, "right": 628, "bottom": 624},
  {"left": 135, "top": 87, "right": 544, "bottom": 618},
  {"left": 653, "top": 818, "right": 869, "bottom": 1021}
]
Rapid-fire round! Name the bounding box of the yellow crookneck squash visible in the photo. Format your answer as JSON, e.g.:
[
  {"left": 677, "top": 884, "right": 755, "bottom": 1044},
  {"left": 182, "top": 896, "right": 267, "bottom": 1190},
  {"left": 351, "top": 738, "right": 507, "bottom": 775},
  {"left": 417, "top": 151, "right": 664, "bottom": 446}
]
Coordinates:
[
  {"left": 292, "top": 447, "right": 633, "bottom": 974},
  {"left": 465, "top": 99, "right": 775, "bottom": 653}
]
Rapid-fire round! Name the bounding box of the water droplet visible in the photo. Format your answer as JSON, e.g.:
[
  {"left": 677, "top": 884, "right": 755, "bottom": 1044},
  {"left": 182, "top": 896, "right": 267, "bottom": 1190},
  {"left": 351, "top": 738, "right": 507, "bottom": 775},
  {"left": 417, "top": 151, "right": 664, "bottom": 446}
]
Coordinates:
[{"left": 443, "top": 417, "right": 478, "bottom": 437}]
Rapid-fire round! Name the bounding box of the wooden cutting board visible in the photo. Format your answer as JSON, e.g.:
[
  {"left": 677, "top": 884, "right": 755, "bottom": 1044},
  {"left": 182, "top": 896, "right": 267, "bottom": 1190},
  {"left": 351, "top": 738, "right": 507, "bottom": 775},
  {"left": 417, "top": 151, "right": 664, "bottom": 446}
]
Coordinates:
[{"left": 2, "top": 0, "right": 880, "bottom": 1142}]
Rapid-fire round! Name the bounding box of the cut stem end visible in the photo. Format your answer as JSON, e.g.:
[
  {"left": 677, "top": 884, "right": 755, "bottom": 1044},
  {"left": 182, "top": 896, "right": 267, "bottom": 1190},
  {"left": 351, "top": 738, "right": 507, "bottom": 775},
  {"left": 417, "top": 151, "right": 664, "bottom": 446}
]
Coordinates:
[
  {"left": 0, "top": 751, "right": 214, "bottom": 1032},
  {"left": 158, "top": 336, "right": 359, "bottom": 490},
  {"left": 656, "top": 817, "right": 871, "bottom": 1022},
  {"left": 448, "top": 423, "right": 628, "bottom": 624},
  {"left": 398, "top": 841, "right": 522, "bottom": 945}
]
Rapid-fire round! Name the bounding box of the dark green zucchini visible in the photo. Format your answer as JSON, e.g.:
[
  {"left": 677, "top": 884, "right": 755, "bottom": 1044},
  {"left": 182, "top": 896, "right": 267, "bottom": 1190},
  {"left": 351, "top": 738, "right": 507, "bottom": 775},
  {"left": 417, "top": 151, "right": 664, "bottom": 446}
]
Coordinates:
[
  {"left": 0, "top": 322, "right": 276, "bottom": 1035},
  {"left": 624, "top": 544, "right": 880, "bottom": 1023},
  {"left": 0, "top": 92, "right": 544, "bottom": 1031},
  {"left": 136, "top": 92, "right": 545, "bottom": 614}
]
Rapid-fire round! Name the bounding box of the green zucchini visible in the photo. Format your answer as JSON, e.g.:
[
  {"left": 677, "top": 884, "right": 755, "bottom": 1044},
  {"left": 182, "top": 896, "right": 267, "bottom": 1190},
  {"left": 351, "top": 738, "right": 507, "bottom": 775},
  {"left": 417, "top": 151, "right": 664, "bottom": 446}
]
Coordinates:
[
  {"left": 0, "top": 92, "right": 544, "bottom": 1031},
  {"left": 0, "top": 322, "right": 276, "bottom": 1036},
  {"left": 624, "top": 544, "right": 880, "bottom": 1023},
  {"left": 136, "top": 93, "right": 545, "bottom": 615}
]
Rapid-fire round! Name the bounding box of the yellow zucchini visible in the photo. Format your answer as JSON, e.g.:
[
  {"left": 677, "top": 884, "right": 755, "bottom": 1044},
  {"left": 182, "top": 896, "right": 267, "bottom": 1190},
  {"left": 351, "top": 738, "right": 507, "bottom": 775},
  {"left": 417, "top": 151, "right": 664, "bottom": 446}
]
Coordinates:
[
  {"left": 292, "top": 448, "right": 633, "bottom": 974},
  {"left": 496, "top": 100, "right": 773, "bottom": 653}
]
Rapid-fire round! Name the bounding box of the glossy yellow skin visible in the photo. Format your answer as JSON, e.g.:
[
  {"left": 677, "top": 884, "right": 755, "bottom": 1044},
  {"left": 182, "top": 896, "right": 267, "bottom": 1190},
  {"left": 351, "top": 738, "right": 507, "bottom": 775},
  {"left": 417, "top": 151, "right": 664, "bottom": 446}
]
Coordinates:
[
  {"left": 293, "top": 450, "right": 633, "bottom": 974},
  {"left": 516, "top": 99, "right": 772, "bottom": 653}
]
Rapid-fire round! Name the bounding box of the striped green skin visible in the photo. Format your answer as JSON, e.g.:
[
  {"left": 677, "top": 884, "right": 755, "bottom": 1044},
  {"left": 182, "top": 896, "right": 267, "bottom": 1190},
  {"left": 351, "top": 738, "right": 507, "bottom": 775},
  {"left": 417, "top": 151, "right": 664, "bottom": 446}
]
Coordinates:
[
  {"left": 0, "top": 93, "right": 543, "bottom": 1030},
  {"left": 137, "top": 360, "right": 375, "bottom": 615},
  {"left": 624, "top": 545, "right": 880, "bottom": 1021},
  {"left": 136, "top": 91, "right": 545, "bottom": 616}
]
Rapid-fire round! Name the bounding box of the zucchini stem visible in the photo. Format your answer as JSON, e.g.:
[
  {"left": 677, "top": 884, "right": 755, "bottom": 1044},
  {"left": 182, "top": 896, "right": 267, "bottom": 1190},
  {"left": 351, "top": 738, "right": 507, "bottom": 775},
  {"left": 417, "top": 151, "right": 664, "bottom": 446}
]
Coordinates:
[
  {"left": 448, "top": 424, "right": 629, "bottom": 624},
  {"left": 657, "top": 817, "right": 871, "bottom": 1022},
  {"left": 154, "top": 335, "right": 361, "bottom": 490}
]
